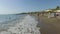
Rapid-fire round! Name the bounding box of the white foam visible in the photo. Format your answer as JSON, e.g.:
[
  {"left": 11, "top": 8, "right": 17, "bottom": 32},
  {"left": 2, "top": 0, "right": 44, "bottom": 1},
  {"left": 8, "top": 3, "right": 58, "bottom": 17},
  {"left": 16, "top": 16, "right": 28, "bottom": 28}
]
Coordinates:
[{"left": 0, "top": 15, "right": 41, "bottom": 34}]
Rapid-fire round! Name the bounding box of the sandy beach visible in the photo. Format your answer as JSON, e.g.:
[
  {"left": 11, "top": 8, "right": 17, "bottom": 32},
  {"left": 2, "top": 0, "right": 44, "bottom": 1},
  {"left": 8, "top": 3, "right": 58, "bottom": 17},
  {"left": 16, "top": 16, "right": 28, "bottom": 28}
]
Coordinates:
[
  {"left": 0, "top": 15, "right": 41, "bottom": 34},
  {"left": 36, "top": 15, "right": 60, "bottom": 34}
]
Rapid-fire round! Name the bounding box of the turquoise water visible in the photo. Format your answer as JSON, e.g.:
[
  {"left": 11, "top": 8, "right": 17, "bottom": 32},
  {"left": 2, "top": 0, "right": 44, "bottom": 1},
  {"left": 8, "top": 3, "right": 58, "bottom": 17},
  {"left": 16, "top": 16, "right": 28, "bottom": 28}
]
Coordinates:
[{"left": 0, "top": 14, "right": 26, "bottom": 30}]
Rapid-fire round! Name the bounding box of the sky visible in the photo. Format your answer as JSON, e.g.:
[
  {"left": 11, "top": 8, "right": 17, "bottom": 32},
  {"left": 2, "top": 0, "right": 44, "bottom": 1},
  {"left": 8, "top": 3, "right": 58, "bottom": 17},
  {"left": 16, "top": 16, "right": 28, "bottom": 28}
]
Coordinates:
[{"left": 0, "top": 0, "right": 60, "bottom": 14}]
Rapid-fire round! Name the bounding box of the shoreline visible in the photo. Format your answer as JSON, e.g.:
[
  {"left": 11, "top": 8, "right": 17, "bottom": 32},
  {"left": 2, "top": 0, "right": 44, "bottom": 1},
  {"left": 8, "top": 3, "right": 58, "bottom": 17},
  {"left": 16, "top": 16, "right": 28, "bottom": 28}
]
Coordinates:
[{"left": 0, "top": 15, "right": 41, "bottom": 34}]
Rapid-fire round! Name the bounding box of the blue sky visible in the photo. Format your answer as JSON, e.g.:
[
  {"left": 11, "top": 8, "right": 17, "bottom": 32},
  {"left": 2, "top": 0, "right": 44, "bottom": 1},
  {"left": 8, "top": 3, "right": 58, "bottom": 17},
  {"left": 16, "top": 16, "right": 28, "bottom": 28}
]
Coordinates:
[{"left": 0, "top": 0, "right": 60, "bottom": 14}]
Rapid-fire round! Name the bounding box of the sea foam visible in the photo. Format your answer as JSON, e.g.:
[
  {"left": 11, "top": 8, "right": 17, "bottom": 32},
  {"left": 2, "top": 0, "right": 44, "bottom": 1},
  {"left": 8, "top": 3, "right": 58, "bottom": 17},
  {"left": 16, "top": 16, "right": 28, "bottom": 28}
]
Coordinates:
[{"left": 0, "top": 15, "right": 41, "bottom": 34}]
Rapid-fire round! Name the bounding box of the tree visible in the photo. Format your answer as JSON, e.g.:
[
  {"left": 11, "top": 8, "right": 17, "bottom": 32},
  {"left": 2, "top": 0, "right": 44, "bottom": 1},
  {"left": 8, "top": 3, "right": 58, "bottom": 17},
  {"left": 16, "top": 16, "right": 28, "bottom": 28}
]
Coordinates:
[{"left": 56, "top": 6, "right": 60, "bottom": 10}]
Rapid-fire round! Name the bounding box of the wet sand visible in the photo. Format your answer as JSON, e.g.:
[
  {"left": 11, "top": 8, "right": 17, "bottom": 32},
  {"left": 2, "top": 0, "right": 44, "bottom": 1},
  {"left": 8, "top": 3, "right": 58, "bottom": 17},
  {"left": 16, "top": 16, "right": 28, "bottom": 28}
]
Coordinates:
[{"left": 37, "top": 16, "right": 60, "bottom": 34}]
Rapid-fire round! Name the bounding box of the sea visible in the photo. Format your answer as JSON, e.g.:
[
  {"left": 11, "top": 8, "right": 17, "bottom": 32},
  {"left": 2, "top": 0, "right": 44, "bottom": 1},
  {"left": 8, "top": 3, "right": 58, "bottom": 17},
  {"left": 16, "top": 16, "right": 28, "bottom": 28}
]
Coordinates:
[{"left": 0, "top": 14, "right": 26, "bottom": 31}]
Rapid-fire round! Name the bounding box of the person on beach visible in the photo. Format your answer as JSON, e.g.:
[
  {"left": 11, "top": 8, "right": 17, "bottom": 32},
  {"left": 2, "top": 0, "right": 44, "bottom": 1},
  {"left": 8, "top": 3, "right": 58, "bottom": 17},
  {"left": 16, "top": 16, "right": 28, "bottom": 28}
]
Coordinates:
[
  {"left": 37, "top": 13, "right": 41, "bottom": 27},
  {"left": 37, "top": 13, "right": 39, "bottom": 21},
  {"left": 54, "top": 13, "right": 56, "bottom": 18}
]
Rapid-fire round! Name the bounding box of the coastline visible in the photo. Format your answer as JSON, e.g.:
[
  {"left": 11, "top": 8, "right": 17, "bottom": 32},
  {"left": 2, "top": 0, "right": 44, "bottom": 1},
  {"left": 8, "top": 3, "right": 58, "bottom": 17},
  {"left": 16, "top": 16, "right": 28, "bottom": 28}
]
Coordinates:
[{"left": 0, "top": 15, "right": 41, "bottom": 34}]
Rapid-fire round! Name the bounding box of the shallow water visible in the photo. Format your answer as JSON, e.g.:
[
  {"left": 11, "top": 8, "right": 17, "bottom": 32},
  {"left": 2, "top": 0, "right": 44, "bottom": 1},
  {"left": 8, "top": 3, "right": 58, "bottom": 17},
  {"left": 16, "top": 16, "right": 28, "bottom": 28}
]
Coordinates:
[{"left": 0, "top": 14, "right": 26, "bottom": 31}]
